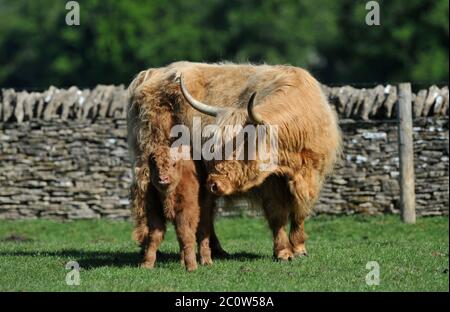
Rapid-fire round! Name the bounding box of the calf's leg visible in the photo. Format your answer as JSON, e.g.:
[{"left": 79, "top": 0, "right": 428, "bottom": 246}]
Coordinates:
[{"left": 174, "top": 199, "right": 200, "bottom": 271}]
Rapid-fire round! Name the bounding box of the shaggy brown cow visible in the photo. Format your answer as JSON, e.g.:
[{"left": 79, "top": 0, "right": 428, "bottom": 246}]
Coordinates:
[{"left": 129, "top": 61, "right": 341, "bottom": 261}]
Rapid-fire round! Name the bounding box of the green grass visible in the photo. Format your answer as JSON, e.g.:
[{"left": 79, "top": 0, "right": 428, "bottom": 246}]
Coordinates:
[{"left": 0, "top": 215, "right": 448, "bottom": 291}]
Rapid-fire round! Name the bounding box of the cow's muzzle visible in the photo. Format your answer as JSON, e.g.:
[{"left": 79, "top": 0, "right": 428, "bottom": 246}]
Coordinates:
[{"left": 206, "top": 178, "right": 230, "bottom": 195}]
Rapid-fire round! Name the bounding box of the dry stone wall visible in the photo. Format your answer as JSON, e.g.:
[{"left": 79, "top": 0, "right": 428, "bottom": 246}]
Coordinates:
[
  {"left": 1, "top": 84, "right": 448, "bottom": 123},
  {"left": 314, "top": 118, "right": 448, "bottom": 216},
  {"left": 0, "top": 84, "right": 448, "bottom": 219},
  {"left": 0, "top": 119, "right": 131, "bottom": 219}
]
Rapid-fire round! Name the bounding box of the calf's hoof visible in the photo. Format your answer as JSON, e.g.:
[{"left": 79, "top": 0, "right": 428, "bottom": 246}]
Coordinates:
[
  {"left": 293, "top": 244, "right": 308, "bottom": 257},
  {"left": 140, "top": 260, "right": 156, "bottom": 269},
  {"left": 186, "top": 263, "right": 198, "bottom": 272},
  {"left": 275, "top": 248, "right": 294, "bottom": 261},
  {"left": 183, "top": 251, "right": 198, "bottom": 271}
]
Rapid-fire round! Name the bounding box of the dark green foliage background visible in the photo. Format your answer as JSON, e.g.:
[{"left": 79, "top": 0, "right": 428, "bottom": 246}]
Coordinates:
[{"left": 0, "top": 0, "right": 448, "bottom": 88}]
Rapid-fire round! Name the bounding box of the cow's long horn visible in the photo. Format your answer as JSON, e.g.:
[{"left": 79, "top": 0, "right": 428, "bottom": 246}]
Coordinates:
[
  {"left": 178, "top": 74, "right": 223, "bottom": 117},
  {"left": 247, "top": 92, "right": 264, "bottom": 124}
]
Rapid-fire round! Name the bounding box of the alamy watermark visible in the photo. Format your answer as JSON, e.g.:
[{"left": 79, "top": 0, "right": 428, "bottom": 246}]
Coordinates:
[
  {"left": 65, "top": 260, "right": 80, "bottom": 286},
  {"left": 169, "top": 117, "right": 279, "bottom": 172},
  {"left": 365, "top": 1, "right": 380, "bottom": 26},
  {"left": 65, "top": 1, "right": 80, "bottom": 26},
  {"left": 365, "top": 261, "right": 380, "bottom": 286}
]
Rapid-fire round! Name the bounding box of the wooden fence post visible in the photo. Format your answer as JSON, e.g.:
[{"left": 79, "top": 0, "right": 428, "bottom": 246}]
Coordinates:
[{"left": 397, "top": 83, "right": 416, "bottom": 224}]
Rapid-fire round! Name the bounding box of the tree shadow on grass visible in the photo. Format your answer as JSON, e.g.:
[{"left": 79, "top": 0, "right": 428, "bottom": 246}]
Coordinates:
[{"left": 0, "top": 249, "right": 266, "bottom": 270}]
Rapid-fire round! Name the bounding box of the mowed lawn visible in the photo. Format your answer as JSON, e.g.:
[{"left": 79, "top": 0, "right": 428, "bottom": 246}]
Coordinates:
[{"left": 0, "top": 215, "right": 448, "bottom": 291}]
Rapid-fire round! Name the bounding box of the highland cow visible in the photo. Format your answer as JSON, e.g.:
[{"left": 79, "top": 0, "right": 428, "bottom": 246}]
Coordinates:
[{"left": 129, "top": 61, "right": 341, "bottom": 261}]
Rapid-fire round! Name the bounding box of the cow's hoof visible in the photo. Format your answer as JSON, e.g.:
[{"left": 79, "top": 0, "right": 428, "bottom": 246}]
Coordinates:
[
  {"left": 293, "top": 244, "right": 308, "bottom": 258},
  {"left": 276, "top": 248, "right": 294, "bottom": 261}
]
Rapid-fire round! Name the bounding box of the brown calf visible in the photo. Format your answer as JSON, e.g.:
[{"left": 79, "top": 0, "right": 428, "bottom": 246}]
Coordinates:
[{"left": 140, "top": 146, "right": 214, "bottom": 271}]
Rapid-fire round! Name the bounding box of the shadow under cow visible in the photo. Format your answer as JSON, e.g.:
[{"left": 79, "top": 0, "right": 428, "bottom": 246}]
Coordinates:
[{"left": 0, "top": 249, "right": 265, "bottom": 270}]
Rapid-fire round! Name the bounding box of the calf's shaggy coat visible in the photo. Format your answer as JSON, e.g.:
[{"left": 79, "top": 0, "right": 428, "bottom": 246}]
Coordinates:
[{"left": 144, "top": 146, "right": 213, "bottom": 271}]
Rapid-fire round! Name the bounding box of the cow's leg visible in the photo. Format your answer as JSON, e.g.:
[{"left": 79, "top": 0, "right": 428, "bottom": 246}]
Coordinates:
[
  {"left": 210, "top": 223, "right": 228, "bottom": 258},
  {"left": 261, "top": 183, "right": 293, "bottom": 260},
  {"left": 289, "top": 212, "right": 308, "bottom": 257},
  {"left": 287, "top": 170, "right": 320, "bottom": 257},
  {"left": 196, "top": 202, "right": 213, "bottom": 265},
  {"left": 198, "top": 192, "right": 227, "bottom": 261},
  {"left": 174, "top": 206, "right": 199, "bottom": 272},
  {"left": 141, "top": 185, "right": 166, "bottom": 269},
  {"left": 263, "top": 205, "right": 293, "bottom": 261}
]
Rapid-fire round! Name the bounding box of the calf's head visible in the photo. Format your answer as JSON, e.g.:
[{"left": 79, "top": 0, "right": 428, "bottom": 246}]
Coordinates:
[{"left": 149, "top": 146, "right": 183, "bottom": 193}]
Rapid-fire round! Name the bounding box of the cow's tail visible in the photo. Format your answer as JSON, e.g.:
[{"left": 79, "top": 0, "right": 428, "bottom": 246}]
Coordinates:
[
  {"left": 127, "top": 69, "right": 153, "bottom": 182},
  {"left": 126, "top": 69, "right": 153, "bottom": 245}
]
